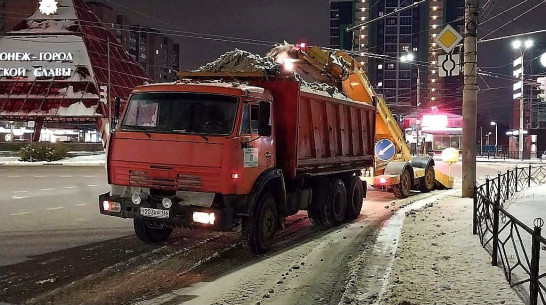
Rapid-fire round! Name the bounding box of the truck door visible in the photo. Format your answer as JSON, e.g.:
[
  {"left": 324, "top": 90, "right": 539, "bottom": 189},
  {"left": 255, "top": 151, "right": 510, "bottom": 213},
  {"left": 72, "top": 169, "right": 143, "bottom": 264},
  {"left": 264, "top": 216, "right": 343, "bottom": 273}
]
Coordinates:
[{"left": 241, "top": 102, "right": 275, "bottom": 170}]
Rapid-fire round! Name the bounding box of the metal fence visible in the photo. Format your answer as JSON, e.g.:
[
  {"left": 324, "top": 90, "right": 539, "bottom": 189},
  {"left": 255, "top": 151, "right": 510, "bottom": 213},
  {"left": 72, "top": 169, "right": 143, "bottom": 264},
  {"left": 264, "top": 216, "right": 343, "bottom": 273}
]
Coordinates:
[
  {"left": 478, "top": 150, "right": 538, "bottom": 160},
  {"left": 473, "top": 165, "right": 546, "bottom": 305}
]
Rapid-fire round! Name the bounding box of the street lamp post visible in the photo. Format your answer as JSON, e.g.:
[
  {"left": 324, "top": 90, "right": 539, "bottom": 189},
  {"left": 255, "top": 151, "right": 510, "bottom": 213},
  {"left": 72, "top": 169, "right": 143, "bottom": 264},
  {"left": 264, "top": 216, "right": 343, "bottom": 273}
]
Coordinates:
[
  {"left": 512, "top": 39, "right": 533, "bottom": 159},
  {"left": 400, "top": 53, "right": 420, "bottom": 155},
  {"left": 490, "top": 121, "right": 498, "bottom": 155},
  {"left": 487, "top": 132, "right": 492, "bottom": 147}
]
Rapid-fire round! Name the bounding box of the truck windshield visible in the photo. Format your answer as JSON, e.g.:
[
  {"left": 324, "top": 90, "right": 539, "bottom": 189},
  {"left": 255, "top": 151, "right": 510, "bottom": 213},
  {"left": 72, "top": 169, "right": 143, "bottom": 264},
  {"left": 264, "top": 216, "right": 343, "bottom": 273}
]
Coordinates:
[{"left": 122, "top": 92, "right": 238, "bottom": 136}]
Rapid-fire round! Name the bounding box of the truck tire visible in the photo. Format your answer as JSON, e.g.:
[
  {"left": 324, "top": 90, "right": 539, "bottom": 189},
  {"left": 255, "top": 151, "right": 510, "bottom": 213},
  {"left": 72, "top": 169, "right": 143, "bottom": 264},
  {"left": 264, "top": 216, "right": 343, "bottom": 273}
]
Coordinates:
[
  {"left": 345, "top": 176, "right": 364, "bottom": 220},
  {"left": 329, "top": 179, "right": 348, "bottom": 225},
  {"left": 309, "top": 179, "right": 347, "bottom": 227},
  {"left": 244, "top": 193, "right": 278, "bottom": 254},
  {"left": 133, "top": 219, "right": 173, "bottom": 243},
  {"left": 393, "top": 169, "right": 411, "bottom": 199},
  {"left": 307, "top": 208, "right": 324, "bottom": 226},
  {"left": 419, "top": 166, "right": 435, "bottom": 193}
]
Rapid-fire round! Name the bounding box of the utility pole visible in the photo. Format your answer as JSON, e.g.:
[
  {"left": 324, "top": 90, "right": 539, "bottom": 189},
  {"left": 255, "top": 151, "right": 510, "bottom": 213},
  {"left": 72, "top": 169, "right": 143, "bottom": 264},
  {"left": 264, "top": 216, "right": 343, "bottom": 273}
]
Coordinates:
[
  {"left": 462, "top": 0, "right": 479, "bottom": 198},
  {"left": 416, "top": 65, "right": 421, "bottom": 155}
]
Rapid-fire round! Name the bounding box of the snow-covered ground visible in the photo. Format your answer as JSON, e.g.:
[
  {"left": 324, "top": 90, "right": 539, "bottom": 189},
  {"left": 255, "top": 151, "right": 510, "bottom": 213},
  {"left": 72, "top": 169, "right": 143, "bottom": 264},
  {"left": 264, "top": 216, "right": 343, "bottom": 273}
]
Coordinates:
[
  {"left": 382, "top": 194, "right": 524, "bottom": 305},
  {"left": 0, "top": 152, "right": 105, "bottom": 166}
]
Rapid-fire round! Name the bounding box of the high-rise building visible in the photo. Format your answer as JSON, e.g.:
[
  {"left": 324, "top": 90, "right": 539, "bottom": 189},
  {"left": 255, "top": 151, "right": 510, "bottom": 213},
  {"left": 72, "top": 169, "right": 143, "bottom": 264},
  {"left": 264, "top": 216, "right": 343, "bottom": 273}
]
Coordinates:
[
  {"left": 329, "top": 0, "right": 368, "bottom": 69},
  {"left": 83, "top": 0, "right": 180, "bottom": 82},
  {"left": 426, "top": 0, "right": 464, "bottom": 111},
  {"left": 367, "top": 0, "right": 427, "bottom": 114},
  {"left": 330, "top": 0, "right": 465, "bottom": 116},
  {"left": 329, "top": 0, "right": 354, "bottom": 50}
]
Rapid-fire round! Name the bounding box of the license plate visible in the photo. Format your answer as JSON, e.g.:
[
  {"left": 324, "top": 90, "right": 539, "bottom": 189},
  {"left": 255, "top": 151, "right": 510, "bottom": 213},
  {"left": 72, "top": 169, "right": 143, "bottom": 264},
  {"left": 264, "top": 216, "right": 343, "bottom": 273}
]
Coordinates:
[{"left": 140, "top": 207, "right": 169, "bottom": 219}]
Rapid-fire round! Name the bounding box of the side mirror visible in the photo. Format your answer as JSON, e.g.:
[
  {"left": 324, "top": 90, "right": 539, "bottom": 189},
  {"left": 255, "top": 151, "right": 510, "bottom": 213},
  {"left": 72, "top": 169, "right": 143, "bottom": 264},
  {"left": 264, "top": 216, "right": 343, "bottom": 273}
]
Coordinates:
[
  {"left": 112, "top": 97, "right": 121, "bottom": 130},
  {"left": 258, "top": 101, "right": 272, "bottom": 137}
]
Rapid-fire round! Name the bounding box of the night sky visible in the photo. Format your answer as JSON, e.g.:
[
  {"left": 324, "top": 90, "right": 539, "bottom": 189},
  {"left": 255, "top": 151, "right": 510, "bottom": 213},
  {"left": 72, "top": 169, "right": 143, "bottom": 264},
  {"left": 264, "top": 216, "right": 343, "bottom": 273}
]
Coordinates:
[{"left": 96, "top": 0, "right": 545, "bottom": 127}]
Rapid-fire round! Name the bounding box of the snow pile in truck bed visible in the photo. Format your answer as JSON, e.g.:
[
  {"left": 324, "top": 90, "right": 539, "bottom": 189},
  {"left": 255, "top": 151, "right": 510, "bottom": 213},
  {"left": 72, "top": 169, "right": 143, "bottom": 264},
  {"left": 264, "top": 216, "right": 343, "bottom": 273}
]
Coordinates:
[
  {"left": 195, "top": 49, "right": 278, "bottom": 72},
  {"left": 196, "top": 49, "right": 350, "bottom": 100},
  {"left": 296, "top": 75, "right": 350, "bottom": 100}
]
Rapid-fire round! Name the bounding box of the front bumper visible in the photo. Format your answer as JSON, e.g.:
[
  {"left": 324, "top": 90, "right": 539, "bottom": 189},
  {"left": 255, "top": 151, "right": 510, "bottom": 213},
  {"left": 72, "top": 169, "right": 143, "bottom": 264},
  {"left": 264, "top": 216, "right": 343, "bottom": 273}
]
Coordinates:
[{"left": 98, "top": 192, "right": 233, "bottom": 231}]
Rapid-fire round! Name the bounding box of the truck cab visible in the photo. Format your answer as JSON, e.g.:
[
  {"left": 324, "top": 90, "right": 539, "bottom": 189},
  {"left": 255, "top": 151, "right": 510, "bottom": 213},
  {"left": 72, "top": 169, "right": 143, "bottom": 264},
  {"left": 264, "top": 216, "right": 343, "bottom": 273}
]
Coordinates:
[{"left": 100, "top": 81, "right": 278, "bottom": 250}]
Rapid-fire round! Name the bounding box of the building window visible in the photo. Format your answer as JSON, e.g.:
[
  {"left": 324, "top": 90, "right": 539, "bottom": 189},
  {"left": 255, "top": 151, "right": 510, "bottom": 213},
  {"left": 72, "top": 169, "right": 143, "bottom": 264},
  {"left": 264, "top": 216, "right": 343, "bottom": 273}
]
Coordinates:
[
  {"left": 387, "top": 63, "right": 395, "bottom": 69},
  {"left": 378, "top": 81, "right": 383, "bottom": 87},
  {"left": 400, "top": 17, "right": 412, "bottom": 25},
  {"left": 378, "top": 64, "right": 383, "bottom": 70},
  {"left": 386, "top": 18, "right": 397, "bottom": 25}
]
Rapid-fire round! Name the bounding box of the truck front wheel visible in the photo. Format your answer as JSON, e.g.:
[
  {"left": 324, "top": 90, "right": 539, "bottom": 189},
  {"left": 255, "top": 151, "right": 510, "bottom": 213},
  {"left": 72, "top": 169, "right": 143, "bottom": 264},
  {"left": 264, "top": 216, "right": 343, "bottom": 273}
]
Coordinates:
[
  {"left": 133, "top": 219, "right": 173, "bottom": 243},
  {"left": 244, "top": 193, "right": 278, "bottom": 254}
]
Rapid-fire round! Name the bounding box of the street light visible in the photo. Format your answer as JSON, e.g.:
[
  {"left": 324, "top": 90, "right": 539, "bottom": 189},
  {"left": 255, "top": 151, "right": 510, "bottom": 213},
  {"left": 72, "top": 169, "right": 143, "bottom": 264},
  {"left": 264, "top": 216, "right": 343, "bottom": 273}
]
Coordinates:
[
  {"left": 512, "top": 38, "right": 533, "bottom": 159},
  {"left": 400, "top": 52, "right": 420, "bottom": 155},
  {"left": 490, "top": 121, "right": 498, "bottom": 155},
  {"left": 541, "top": 52, "right": 546, "bottom": 67},
  {"left": 487, "top": 132, "right": 492, "bottom": 146}
]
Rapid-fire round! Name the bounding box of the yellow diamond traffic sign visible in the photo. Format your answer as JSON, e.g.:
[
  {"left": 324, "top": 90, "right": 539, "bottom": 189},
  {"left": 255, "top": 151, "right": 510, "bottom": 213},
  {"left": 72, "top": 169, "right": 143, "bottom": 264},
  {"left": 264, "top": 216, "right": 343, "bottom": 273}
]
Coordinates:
[{"left": 435, "top": 25, "right": 463, "bottom": 53}]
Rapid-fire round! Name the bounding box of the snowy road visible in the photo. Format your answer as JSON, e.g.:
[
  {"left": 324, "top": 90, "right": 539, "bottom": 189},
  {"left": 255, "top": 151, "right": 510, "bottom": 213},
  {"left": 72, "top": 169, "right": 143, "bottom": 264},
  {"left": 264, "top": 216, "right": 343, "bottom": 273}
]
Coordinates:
[
  {"left": 0, "top": 166, "right": 133, "bottom": 266},
  {"left": 0, "top": 162, "right": 529, "bottom": 304}
]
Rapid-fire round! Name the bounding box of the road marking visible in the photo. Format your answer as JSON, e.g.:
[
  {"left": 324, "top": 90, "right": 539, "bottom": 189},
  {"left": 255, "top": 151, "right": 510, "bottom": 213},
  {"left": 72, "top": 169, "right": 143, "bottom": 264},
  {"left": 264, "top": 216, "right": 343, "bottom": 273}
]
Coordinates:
[
  {"left": 75, "top": 218, "right": 86, "bottom": 221},
  {"left": 11, "top": 196, "right": 28, "bottom": 200},
  {"left": 59, "top": 175, "right": 73, "bottom": 178},
  {"left": 40, "top": 188, "right": 54, "bottom": 191},
  {"left": 75, "top": 203, "right": 89, "bottom": 206},
  {"left": 14, "top": 190, "right": 28, "bottom": 193},
  {"left": 87, "top": 184, "right": 99, "bottom": 187},
  {"left": 33, "top": 175, "right": 47, "bottom": 178},
  {"left": 7, "top": 175, "right": 21, "bottom": 178},
  {"left": 45, "top": 206, "right": 64, "bottom": 211},
  {"left": 10, "top": 211, "right": 30, "bottom": 216},
  {"left": 64, "top": 186, "right": 78, "bottom": 189},
  {"left": 84, "top": 175, "right": 96, "bottom": 178}
]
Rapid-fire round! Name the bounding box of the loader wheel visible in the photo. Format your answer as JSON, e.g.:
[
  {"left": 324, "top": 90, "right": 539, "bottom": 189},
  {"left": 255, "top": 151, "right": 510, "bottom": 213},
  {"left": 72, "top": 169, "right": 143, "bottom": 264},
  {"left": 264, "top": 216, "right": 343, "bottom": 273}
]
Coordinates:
[
  {"left": 346, "top": 176, "right": 364, "bottom": 220},
  {"left": 134, "top": 220, "right": 173, "bottom": 243},
  {"left": 393, "top": 169, "right": 411, "bottom": 199},
  {"left": 419, "top": 166, "right": 435, "bottom": 193},
  {"left": 244, "top": 193, "right": 277, "bottom": 254}
]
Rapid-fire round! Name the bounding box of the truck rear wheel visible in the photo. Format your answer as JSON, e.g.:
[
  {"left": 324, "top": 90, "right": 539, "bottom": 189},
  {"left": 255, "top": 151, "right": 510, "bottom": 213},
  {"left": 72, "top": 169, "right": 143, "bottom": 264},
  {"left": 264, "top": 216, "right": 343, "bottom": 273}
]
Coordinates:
[
  {"left": 310, "top": 179, "right": 348, "bottom": 227},
  {"left": 345, "top": 176, "right": 364, "bottom": 220},
  {"left": 393, "top": 169, "right": 411, "bottom": 199},
  {"left": 244, "top": 193, "right": 277, "bottom": 254},
  {"left": 419, "top": 166, "right": 435, "bottom": 193},
  {"left": 133, "top": 219, "right": 173, "bottom": 243}
]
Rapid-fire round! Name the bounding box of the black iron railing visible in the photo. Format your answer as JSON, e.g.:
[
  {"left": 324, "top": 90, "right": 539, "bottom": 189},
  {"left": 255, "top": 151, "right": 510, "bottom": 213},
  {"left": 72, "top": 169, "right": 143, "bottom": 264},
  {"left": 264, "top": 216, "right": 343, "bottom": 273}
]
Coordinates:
[{"left": 474, "top": 165, "right": 546, "bottom": 305}]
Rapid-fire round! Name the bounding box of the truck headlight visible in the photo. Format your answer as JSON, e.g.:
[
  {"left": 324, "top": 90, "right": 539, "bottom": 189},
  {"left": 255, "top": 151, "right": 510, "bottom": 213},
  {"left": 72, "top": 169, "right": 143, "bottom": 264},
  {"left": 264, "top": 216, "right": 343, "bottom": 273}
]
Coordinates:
[{"left": 131, "top": 194, "right": 141, "bottom": 205}]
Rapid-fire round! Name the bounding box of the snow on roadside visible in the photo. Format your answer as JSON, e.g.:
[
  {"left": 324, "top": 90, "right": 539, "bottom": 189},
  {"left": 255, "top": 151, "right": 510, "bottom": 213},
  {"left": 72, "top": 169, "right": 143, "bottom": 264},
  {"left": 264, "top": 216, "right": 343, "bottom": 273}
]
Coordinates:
[
  {"left": 0, "top": 152, "right": 105, "bottom": 166},
  {"left": 381, "top": 194, "right": 523, "bottom": 305}
]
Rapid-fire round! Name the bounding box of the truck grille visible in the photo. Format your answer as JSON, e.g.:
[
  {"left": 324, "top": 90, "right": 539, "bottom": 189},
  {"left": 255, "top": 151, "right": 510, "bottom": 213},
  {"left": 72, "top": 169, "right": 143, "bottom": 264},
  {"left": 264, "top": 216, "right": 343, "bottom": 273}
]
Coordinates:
[{"left": 129, "top": 170, "right": 202, "bottom": 191}]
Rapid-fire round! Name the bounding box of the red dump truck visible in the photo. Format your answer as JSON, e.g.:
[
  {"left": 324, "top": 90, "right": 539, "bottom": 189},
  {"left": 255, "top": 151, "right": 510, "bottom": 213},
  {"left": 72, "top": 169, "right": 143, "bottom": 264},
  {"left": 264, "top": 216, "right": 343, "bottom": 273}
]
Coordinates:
[{"left": 99, "top": 72, "right": 375, "bottom": 253}]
